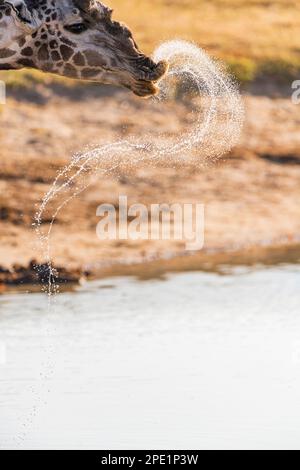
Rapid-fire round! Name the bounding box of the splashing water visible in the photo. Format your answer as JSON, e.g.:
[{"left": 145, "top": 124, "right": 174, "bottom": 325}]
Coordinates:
[{"left": 34, "top": 40, "right": 244, "bottom": 295}]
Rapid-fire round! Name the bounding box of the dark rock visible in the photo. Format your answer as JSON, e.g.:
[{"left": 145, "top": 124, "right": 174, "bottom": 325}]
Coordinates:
[{"left": 0, "top": 260, "right": 83, "bottom": 287}]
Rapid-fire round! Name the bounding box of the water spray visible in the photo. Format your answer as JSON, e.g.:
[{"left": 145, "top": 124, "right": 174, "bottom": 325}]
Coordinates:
[{"left": 34, "top": 40, "right": 244, "bottom": 295}]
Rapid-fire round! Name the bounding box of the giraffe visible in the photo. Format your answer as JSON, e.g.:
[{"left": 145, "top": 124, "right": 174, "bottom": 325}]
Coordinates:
[{"left": 0, "top": 0, "right": 168, "bottom": 97}]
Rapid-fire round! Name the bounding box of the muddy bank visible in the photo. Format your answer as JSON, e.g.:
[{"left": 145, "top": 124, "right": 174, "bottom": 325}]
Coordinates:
[
  {"left": 1, "top": 242, "right": 300, "bottom": 293},
  {"left": 91, "top": 242, "right": 300, "bottom": 281}
]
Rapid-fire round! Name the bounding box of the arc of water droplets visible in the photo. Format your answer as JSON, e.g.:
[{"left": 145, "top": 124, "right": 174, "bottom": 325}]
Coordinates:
[{"left": 34, "top": 40, "right": 244, "bottom": 295}]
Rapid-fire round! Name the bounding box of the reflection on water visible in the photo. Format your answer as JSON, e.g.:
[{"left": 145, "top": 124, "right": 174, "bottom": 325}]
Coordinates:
[{"left": 0, "top": 265, "right": 300, "bottom": 450}]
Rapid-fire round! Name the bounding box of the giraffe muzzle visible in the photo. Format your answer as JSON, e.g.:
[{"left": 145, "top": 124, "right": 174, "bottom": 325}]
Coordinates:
[
  {"left": 134, "top": 57, "right": 169, "bottom": 81},
  {"left": 131, "top": 59, "right": 169, "bottom": 97}
]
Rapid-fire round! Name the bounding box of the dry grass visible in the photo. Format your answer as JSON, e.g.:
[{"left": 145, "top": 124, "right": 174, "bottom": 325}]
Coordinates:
[
  {"left": 108, "top": 0, "right": 300, "bottom": 82},
  {"left": 109, "top": 0, "right": 299, "bottom": 60}
]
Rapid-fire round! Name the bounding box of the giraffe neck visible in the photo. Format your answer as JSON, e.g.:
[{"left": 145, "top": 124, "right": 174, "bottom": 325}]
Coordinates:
[{"left": 0, "top": 1, "right": 78, "bottom": 76}]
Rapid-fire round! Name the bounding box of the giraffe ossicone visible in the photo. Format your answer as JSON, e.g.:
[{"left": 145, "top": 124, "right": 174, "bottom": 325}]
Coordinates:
[{"left": 0, "top": 0, "right": 168, "bottom": 97}]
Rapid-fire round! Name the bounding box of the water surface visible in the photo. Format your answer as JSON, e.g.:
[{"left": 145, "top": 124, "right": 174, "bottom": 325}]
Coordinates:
[{"left": 0, "top": 265, "right": 300, "bottom": 449}]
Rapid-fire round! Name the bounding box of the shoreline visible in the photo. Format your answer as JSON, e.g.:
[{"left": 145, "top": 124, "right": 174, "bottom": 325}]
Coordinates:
[{"left": 1, "top": 240, "right": 299, "bottom": 293}]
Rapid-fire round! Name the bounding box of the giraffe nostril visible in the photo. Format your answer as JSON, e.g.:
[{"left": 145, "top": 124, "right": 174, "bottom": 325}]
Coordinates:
[
  {"left": 135, "top": 59, "right": 169, "bottom": 82},
  {"left": 137, "top": 55, "right": 157, "bottom": 70}
]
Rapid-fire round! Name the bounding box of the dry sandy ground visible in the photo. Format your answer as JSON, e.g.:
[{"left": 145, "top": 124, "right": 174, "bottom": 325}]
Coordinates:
[{"left": 0, "top": 84, "right": 300, "bottom": 285}]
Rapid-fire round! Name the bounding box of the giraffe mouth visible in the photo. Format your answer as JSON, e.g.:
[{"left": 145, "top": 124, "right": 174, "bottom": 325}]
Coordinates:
[
  {"left": 130, "top": 80, "right": 160, "bottom": 98},
  {"left": 130, "top": 60, "right": 169, "bottom": 97}
]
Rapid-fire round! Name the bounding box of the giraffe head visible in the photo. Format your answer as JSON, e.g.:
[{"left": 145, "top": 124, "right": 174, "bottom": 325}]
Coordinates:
[{"left": 0, "top": 0, "right": 169, "bottom": 97}]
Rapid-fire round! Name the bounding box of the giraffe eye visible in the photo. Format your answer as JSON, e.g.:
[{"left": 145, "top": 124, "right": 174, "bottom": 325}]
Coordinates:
[{"left": 64, "top": 23, "right": 88, "bottom": 34}]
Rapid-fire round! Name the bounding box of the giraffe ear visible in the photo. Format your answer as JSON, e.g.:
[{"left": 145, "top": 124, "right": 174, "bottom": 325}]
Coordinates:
[{"left": 5, "top": 0, "right": 42, "bottom": 33}]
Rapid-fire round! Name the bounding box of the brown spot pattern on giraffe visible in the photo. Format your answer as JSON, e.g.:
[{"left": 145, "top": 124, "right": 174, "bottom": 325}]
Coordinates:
[
  {"left": 81, "top": 68, "right": 99, "bottom": 78},
  {"left": 60, "top": 45, "right": 73, "bottom": 61},
  {"left": 0, "top": 48, "right": 16, "bottom": 58},
  {"left": 38, "top": 45, "right": 49, "bottom": 61},
  {"left": 73, "top": 52, "right": 85, "bottom": 67},
  {"left": 84, "top": 50, "right": 106, "bottom": 67}
]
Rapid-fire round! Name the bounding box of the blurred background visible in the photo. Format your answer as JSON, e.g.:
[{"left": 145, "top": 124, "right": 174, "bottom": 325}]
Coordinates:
[{"left": 0, "top": 0, "right": 300, "bottom": 286}]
